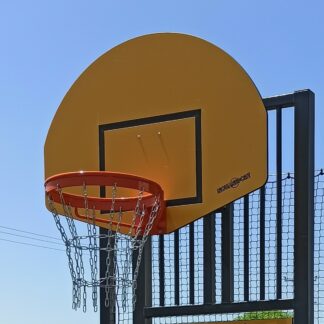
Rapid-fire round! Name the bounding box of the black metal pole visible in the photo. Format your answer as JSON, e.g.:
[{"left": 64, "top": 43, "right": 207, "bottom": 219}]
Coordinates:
[
  {"left": 276, "top": 108, "right": 283, "bottom": 300},
  {"left": 189, "top": 223, "right": 195, "bottom": 304},
  {"left": 221, "top": 205, "right": 234, "bottom": 303},
  {"left": 133, "top": 237, "right": 152, "bottom": 324},
  {"left": 174, "top": 230, "right": 180, "bottom": 305},
  {"left": 144, "top": 237, "right": 153, "bottom": 324},
  {"left": 293, "top": 90, "right": 314, "bottom": 324},
  {"left": 260, "top": 186, "right": 266, "bottom": 300},
  {"left": 244, "top": 196, "right": 250, "bottom": 302},
  {"left": 158, "top": 235, "right": 165, "bottom": 307},
  {"left": 99, "top": 228, "right": 116, "bottom": 324},
  {"left": 203, "top": 212, "right": 216, "bottom": 304}
]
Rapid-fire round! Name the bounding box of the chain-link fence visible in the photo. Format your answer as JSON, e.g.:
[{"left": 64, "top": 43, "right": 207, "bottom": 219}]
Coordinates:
[
  {"left": 147, "top": 171, "right": 324, "bottom": 323},
  {"left": 315, "top": 171, "right": 324, "bottom": 322}
]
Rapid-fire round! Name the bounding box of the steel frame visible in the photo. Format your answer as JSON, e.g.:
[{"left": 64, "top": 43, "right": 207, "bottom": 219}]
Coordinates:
[{"left": 100, "top": 90, "right": 315, "bottom": 324}]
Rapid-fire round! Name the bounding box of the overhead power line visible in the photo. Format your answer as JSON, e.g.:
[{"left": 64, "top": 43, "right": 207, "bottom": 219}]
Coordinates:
[
  {"left": 0, "top": 230, "right": 64, "bottom": 246},
  {"left": 0, "top": 225, "right": 61, "bottom": 241},
  {"left": 0, "top": 238, "right": 65, "bottom": 252},
  {"left": 0, "top": 225, "right": 93, "bottom": 255},
  {"left": 0, "top": 224, "right": 94, "bottom": 255}
]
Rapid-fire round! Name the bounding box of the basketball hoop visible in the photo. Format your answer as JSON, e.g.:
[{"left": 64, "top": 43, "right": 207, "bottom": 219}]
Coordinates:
[{"left": 44, "top": 171, "right": 165, "bottom": 313}]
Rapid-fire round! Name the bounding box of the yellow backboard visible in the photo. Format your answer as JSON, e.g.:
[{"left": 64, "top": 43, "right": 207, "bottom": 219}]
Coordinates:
[{"left": 44, "top": 33, "right": 267, "bottom": 234}]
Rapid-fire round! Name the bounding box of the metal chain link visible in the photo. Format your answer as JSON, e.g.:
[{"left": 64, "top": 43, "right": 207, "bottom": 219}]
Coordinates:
[
  {"left": 104, "top": 184, "right": 117, "bottom": 308},
  {"left": 91, "top": 208, "right": 98, "bottom": 312},
  {"left": 47, "top": 196, "right": 79, "bottom": 309},
  {"left": 132, "top": 198, "right": 160, "bottom": 308},
  {"left": 82, "top": 183, "right": 98, "bottom": 312},
  {"left": 47, "top": 182, "right": 161, "bottom": 317},
  {"left": 57, "top": 187, "right": 85, "bottom": 310}
]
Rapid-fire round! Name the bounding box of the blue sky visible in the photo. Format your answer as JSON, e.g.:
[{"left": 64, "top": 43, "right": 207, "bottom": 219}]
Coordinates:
[{"left": 0, "top": 1, "right": 323, "bottom": 323}]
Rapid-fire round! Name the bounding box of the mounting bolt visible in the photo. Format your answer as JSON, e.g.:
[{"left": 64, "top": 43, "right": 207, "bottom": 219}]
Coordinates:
[{"left": 137, "top": 134, "right": 141, "bottom": 139}]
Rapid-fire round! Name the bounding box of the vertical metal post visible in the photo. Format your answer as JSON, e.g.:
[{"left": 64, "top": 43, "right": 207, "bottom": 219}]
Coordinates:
[
  {"left": 260, "top": 186, "right": 266, "bottom": 300},
  {"left": 203, "top": 212, "right": 216, "bottom": 304},
  {"left": 221, "top": 205, "right": 234, "bottom": 303},
  {"left": 276, "top": 108, "right": 283, "bottom": 300},
  {"left": 189, "top": 223, "right": 195, "bottom": 304},
  {"left": 133, "top": 237, "right": 152, "bottom": 324},
  {"left": 159, "top": 235, "right": 165, "bottom": 307},
  {"left": 133, "top": 247, "right": 142, "bottom": 323},
  {"left": 294, "top": 90, "right": 314, "bottom": 324},
  {"left": 144, "top": 237, "right": 153, "bottom": 324},
  {"left": 145, "top": 237, "right": 153, "bottom": 324},
  {"left": 99, "top": 228, "right": 116, "bottom": 324},
  {"left": 244, "top": 195, "right": 250, "bottom": 302},
  {"left": 174, "top": 230, "right": 180, "bottom": 305}
]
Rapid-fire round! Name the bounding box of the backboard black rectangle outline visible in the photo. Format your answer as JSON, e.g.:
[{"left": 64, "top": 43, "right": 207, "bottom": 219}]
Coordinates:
[{"left": 98, "top": 109, "right": 202, "bottom": 207}]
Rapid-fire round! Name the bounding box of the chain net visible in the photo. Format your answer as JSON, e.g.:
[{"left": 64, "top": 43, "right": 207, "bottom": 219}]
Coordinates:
[{"left": 47, "top": 183, "right": 160, "bottom": 316}]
